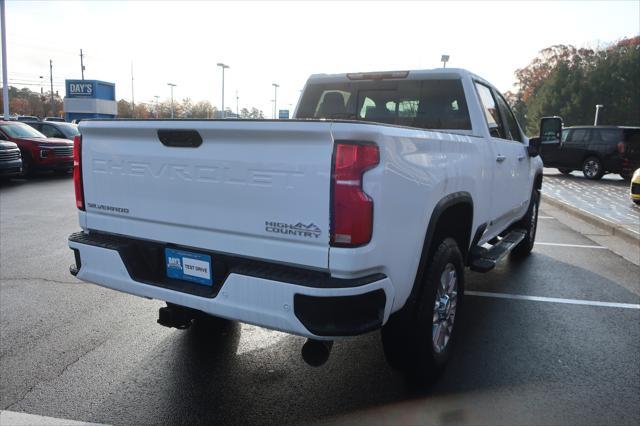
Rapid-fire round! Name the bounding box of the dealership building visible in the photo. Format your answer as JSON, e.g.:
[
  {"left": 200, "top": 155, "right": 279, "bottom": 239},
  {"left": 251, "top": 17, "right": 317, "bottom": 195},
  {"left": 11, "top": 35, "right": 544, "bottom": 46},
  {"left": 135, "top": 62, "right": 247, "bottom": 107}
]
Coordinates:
[{"left": 63, "top": 80, "right": 117, "bottom": 122}]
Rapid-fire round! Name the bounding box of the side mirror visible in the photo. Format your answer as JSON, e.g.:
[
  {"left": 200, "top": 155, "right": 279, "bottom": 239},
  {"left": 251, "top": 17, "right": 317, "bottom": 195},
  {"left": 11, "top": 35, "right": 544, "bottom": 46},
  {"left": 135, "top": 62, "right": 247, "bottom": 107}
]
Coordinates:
[
  {"left": 528, "top": 136, "right": 541, "bottom": 157},
  {"left": 540, "top": 116, "right": 563, "bottom": 144}
]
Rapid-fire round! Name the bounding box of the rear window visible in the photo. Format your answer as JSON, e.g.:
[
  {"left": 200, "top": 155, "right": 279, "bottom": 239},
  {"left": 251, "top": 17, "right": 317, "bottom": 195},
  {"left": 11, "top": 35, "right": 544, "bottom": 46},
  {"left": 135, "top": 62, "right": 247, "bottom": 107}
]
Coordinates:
[{"left": 297, "top": 79, "right": 471, "bottom": 130}]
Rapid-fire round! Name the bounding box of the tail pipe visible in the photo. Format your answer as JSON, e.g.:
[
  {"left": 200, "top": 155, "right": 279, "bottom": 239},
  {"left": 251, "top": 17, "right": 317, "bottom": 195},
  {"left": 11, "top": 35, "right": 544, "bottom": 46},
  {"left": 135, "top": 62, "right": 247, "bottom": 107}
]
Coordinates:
[{"left": 301, "top": 339, "right": 333, "bottom": 367}]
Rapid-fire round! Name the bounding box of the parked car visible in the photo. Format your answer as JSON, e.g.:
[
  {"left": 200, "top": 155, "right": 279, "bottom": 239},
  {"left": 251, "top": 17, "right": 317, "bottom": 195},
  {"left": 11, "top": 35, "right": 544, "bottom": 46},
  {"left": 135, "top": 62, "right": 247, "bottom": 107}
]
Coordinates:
[
  {"left": 16, "top": 115, "right": 40, "bottom": 122},
  {"left": 0, "top": 121, "right": 74, "bottom": 176},
  {"left": 25, "top": 121, "right": 80, "bottom": 141},
  {"left": 43, "top": 117, "right": 66, "bottom": 122},
  {"left": 631, "top": 168, "right": 640, "bottom": 205},
  {"left": 0, "top": 140, "right": 23, "bottom": 178},
  {"left": 68, "top": 68, "right": 556, "bottom": 386},
  {"left": 540, "top": 125, "right": 640, "bottom": 180}
]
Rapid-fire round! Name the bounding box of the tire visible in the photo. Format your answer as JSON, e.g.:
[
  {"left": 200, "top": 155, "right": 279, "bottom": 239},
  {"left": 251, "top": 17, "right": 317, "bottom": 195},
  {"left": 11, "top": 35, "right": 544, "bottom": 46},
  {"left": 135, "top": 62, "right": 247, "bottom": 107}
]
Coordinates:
[
  {"left": 382, "top": 237, "right": 464, "bottom": 386},
  {"left": 512, "top": 189, "right": 540, "bottom": 258},
  {"left": 620, "top": 173, "right": 632, "bottom": 181},
  {"left": 582, "top": 156, "right": 604, "bottom": 180},
  {"left": 558, "top": 168, "right": 573, "bottom": 175}
]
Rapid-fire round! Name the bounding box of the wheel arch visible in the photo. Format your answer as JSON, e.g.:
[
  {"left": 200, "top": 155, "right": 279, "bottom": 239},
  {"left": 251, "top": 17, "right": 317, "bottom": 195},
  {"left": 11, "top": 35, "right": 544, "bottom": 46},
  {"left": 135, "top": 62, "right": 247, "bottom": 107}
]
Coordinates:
[{"left": 391, "top": 191, "right": 474, "bottom": 321}]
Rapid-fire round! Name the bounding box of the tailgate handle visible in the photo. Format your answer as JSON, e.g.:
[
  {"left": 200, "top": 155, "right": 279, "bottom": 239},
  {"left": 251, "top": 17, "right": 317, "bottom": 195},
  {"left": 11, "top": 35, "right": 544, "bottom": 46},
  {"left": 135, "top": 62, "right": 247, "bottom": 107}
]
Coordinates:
[{"left": 157, "top": 129, "right": 203, "bottom": 148}]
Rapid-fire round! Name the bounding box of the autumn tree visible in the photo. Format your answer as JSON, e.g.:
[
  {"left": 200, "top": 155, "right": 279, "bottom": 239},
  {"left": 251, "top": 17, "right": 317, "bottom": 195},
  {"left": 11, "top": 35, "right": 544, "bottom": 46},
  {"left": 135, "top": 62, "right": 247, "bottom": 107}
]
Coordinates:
[{"left": 507, "top": 37, "right": 640, "bottom": 134}]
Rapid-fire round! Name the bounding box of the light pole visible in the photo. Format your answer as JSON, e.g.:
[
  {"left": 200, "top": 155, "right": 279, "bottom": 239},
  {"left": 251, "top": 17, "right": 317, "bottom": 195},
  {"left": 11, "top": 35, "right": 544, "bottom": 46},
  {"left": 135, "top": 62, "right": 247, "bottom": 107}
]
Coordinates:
[
  {"left": 49, "top": 59, "right": 54, "bottom": 116},
  {"left": 236, "top": 90, "right": 239, "bottom": 118},
  {"left": 441, "top": 54, "right": 450, "bottom": 68},
  {"left": 217, "top": 63, "right": 229, "bottom": 118},
  {"left": 1, "top": 0, "right": 8, "bottom": 120},
  {"left": 594, "top": 104, "right": 603, "bottom": 126},
  {"left": 154, "top": 95, "right": 159, "bottom": 118},
  {"left": 272, "top": 83, "right": 279, "bottom": 119},
  {"left": 167, "top": 83, "right": 176, "bottom": 118}
]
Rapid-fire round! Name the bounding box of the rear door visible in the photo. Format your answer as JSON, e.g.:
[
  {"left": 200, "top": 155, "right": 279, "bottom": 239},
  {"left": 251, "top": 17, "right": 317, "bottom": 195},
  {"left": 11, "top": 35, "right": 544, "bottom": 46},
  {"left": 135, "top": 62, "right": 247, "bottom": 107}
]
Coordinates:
[
  {"left": 79, "top": 120, "right": 335, "bottom": 270},
  {"left": 475, "top": 82, "right": 522, "bottom": 233},
  {"left": 558, "top": 128, "right": 590, "bottom": 167}
]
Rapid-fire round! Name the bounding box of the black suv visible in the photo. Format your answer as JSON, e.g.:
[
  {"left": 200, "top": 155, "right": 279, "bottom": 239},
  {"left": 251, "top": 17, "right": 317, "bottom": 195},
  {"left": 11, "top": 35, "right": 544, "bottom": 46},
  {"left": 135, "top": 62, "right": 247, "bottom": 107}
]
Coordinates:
[{"left": 540, "top": 126, "right": 640, "bottom": 180}]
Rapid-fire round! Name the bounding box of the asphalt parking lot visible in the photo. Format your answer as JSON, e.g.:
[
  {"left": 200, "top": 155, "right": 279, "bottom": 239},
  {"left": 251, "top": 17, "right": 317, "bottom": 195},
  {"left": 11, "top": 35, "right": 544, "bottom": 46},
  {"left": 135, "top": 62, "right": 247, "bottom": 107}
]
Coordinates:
[
  {"left": 542, "top": 168, "right": 639, "bottom": 236},
  {"left": 1, "top": 176, "right": 639, "bottom": 425}
]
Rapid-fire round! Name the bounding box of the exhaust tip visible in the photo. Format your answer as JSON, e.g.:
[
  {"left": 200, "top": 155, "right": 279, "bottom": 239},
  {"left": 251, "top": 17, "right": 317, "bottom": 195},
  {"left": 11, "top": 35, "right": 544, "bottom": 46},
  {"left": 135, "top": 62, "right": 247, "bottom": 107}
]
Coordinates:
[{"left": 301, "top": 339, "right": 333, "bottom": 367}]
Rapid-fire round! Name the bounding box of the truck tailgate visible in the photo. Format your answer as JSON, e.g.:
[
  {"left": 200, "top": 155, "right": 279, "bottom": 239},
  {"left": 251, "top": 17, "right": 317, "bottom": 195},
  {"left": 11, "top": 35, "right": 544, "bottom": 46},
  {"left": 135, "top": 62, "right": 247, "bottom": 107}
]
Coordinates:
[{"left": 79, "top": 120, "right": 334, "bottom": 270}]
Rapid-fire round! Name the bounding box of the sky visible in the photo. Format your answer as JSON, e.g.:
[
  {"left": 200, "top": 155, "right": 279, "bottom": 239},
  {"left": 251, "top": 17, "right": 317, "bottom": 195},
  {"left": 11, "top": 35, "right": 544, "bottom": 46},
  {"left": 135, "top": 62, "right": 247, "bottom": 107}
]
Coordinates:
[{"left": 3, "top": 0, "right": 640, "bottom": 117}]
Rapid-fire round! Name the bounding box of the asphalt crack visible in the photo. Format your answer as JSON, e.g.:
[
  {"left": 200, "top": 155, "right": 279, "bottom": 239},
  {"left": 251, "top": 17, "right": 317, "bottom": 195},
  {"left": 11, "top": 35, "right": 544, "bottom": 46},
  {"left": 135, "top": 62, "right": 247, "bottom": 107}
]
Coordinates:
[
  {"left": 1, "top": 277, "right": 79, "bottom": 285},
  {"left": 3, "top": 335, "right": 112, "bottom": 411}
]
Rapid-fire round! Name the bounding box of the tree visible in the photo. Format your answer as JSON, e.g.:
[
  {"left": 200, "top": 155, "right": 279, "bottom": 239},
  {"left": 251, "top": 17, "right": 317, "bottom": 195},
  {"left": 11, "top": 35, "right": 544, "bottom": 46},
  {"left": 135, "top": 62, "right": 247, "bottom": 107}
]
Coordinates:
[{"left": 507, "top": 37, "right": 639, "bottom": 134}]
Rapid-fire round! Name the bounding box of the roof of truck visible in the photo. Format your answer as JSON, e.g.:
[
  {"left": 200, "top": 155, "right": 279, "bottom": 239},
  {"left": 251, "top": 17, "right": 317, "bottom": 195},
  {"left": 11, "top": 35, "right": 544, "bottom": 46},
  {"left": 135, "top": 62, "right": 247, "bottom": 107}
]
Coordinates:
[{"left": 306, "top": 68, "right": 479, "bottom": 83}]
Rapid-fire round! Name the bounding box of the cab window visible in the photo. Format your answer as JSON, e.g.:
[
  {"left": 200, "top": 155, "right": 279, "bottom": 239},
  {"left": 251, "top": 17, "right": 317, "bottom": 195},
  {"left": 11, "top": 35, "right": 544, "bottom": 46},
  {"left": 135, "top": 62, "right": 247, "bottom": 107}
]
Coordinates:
[{"left": 474, "top": 82, "right": 505, "bottom": 139}]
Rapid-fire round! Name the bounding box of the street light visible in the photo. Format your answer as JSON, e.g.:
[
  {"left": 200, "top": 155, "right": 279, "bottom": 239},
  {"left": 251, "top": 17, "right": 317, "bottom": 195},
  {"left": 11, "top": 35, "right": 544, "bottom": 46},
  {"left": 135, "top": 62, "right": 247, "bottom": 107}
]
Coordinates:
[
  {"left": 272, "top": 83, "right": 279, "bottom": 119},
  {"left": 594, "top": 104, "right": 604, "bottom": 126},
  {"left": 441, "top": 54, "right": 450, "bottom": 68},
  {"left": 217, "top": 63, "right": 229, "bottom": 118},
  {"left": 167, "top": 83, "right": 176, "bottom": 118},
  {"left": 154, "top": 95, "right": 160, "bottom": 119}
]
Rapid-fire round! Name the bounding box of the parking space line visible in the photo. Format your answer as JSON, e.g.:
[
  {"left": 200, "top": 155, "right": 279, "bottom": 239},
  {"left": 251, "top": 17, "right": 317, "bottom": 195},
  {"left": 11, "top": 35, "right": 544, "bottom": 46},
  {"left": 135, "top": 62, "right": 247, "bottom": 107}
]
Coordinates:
[
  {"left": 0, "top": 410, "right": 107, "bottom": 425},
  {"left": 537, "top": 215, "right": 555, "bottom": 219},
  {"left": 466, "top": 290, "right": 640, "bottom": 309},
  {"left": 535, "top": 242, "right": 607, "bottom": 249}
]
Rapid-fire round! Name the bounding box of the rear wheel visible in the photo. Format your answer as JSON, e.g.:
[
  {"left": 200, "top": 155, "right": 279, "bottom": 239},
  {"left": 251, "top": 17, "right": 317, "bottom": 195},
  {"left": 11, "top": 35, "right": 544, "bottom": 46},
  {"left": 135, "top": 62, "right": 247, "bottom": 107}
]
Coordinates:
[
  {"left": 558, "top": 168, "right": 573, "bottom": 175},
  {"left": 382, "top": 237, "right": 464, "bottom": 386},
  {"left": 512, "top": 189, "right": 540, "bottom": 258},
  {"left": 582, "top": 157, "right": 604, "bottom": 180}
]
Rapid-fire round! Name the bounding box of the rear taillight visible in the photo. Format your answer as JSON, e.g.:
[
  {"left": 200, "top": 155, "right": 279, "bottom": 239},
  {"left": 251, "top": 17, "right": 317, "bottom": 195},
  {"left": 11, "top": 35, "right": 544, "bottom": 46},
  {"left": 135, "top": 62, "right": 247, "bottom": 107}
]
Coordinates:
[
  {"left": 617, "top": 142, "right": 625, "bottom": 154},
  {"left": 331, "top": 142, "right": 379, "bottom": 247},
  {"left": 73, "top": 135, "right": 84, "bottom": 210}
]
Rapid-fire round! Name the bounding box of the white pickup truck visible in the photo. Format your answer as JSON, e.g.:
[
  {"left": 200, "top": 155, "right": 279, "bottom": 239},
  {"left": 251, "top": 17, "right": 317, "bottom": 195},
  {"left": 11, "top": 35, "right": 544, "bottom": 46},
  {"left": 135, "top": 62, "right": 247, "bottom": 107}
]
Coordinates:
[{"left": 68, "top": 68, "right": 562, "bottom": 385}]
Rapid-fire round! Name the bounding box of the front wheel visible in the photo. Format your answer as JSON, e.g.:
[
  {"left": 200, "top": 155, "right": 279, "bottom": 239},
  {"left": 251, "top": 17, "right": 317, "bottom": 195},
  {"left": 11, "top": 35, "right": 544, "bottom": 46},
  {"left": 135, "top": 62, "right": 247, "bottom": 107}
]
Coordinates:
[
  {"left": 582, "top": 157, "right": 604, "bottom": 180},
  {"left": 512, "top": 189, "right": 540, "bottom": 257},
  {"left": 382, "top": 237, "right": 464, "bottom": 386}
]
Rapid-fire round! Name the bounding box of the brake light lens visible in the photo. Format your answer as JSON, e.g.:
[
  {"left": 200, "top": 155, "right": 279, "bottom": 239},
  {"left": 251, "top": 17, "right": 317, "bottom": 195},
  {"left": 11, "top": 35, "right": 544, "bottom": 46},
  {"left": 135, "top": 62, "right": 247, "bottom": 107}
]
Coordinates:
[
  {"left": 617, "top": 142, "right": 625, "bottom": 154},
  {"left": 331, "top": 142, "right": 379, "bottom": 247},
  {"left": 73, "top": 135, "right": 84, "bottom": 210}
]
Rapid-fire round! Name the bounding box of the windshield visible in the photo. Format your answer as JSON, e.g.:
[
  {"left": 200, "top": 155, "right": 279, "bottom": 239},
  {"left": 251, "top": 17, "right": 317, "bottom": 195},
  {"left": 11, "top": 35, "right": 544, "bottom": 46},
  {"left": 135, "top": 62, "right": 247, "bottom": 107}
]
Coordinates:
[
  {"left": 57, "top": 123, "right": 81, "bottom": 138},
  {"left": 296, "top": 78, "right": 472, "bottom": 130},
  {"left": 0, "top": 123, "right": 46, "bottom": 138}
]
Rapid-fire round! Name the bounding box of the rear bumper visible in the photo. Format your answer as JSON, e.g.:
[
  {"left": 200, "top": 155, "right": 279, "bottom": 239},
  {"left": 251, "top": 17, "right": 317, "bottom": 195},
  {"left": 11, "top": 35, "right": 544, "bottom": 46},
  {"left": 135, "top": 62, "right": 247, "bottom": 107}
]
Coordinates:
[{"left": 68, "top": 231, "right": 394, "bottom": 339}]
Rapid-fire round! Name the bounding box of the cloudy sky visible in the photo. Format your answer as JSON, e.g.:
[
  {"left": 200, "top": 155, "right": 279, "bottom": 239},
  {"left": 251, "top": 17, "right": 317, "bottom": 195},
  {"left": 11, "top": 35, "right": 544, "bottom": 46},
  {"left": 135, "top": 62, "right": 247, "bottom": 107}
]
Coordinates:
[{"left": 4, "top": 0, "right": 639, "bottom": 116}]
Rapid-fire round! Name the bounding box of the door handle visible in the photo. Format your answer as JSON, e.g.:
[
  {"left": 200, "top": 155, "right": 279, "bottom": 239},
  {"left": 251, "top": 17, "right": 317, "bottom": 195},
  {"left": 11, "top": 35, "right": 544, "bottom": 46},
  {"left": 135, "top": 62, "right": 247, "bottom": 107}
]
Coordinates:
[
  {"left": 517, "top": 155, "right": 526, "bottom": 161},
  {"left": 496, "top": 155, "right": 506, "bottom": 163}
]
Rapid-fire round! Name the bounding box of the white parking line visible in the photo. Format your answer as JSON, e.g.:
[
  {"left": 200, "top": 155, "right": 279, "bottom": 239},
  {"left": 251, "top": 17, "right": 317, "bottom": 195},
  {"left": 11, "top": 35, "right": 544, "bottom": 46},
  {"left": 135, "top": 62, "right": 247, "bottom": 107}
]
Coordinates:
[
  {"left": 0, "top": 410, "right": 107, "bottom": 425},
  {"left": 537, "top": 216, "right": 555, "bottom": 219},
  {"left": 535, "top": 242, "right": 607, "bottom": 249},
  {"left": 466, "top": 291, "right": 640, "bottom": 310}
]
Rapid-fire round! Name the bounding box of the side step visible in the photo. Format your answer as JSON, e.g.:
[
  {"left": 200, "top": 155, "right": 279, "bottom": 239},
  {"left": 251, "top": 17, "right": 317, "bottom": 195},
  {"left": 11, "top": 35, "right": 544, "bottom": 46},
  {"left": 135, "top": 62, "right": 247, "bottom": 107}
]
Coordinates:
[{"left": 469, "top": 229, "right": 527, "bottom": 273}]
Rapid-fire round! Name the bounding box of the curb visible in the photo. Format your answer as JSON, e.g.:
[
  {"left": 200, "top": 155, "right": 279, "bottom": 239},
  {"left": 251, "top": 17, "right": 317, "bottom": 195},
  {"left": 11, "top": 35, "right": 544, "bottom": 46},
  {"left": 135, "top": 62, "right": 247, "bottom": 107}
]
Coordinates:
[{"left": 541, "top": 193, "right": 640, "bottom": 246}]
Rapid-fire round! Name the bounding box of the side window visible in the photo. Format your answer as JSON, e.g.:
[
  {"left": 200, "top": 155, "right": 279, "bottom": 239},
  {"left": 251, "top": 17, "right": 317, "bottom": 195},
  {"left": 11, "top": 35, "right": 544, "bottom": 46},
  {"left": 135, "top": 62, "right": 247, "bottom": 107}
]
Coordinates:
[
  {"left": 494, "top": 92, "right": 522, "bottom": 142},
  {"left": 598, "top": 129, "right": 622, "bottom": 143},
  {"left": 475, "top": 82, "right": 505, "bottom": 139},
  {"left": 569, "top": 129, "right": 589, "bottom": 143},
  {"left": 561, "top": 129, "right": 570, "bottom": 143}
]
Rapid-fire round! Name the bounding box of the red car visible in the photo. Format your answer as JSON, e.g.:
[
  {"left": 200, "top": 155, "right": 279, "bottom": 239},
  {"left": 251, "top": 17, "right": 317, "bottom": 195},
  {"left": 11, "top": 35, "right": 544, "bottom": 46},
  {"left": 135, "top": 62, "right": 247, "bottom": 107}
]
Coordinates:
[{"left": 0, "top": 120, "right": 74, "bottom": 176}]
